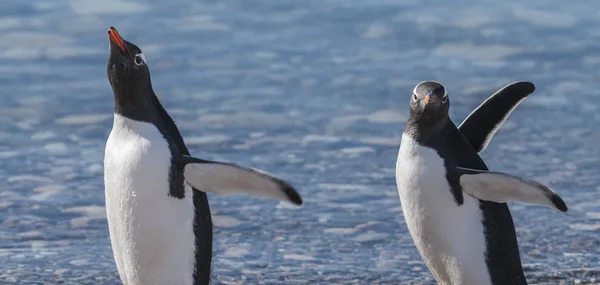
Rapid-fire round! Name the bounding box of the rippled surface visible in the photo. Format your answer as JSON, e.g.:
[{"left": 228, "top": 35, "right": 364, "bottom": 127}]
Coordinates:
[{"left": 1, "top": 0, "right": 599, "bottom": 284}]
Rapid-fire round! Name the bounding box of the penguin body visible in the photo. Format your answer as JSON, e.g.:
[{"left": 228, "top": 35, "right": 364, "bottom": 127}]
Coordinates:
[
  {"left": 396, "top": 81, "right": 567, "bottom": 285},
  {"left": 397, "top": 132, "right": 490, "bottom": 284},
  {"left": 105, "top": 114, "right": 197, "bottom": 285},
  {"left": 104, "top": 27, "right": 302, "bottom": 285}
]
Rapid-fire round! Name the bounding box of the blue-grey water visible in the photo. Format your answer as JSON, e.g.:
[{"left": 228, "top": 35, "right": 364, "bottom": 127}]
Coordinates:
[{"left": 1, "top": 0, "right": 599, "bottom": 284}]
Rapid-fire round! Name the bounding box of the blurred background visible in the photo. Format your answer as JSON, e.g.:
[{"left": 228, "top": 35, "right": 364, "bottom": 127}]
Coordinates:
[{"left": 1, "top": 0, "right": 599, "bottom": 284}]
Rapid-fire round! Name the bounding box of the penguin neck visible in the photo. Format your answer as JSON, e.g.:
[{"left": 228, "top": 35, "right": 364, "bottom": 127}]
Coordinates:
[
  {"left": 405, "top": 115, "right": 453, "bottom": 144},
  {"left": 113, "top": 87, "right": 158, "bottom": 123}
]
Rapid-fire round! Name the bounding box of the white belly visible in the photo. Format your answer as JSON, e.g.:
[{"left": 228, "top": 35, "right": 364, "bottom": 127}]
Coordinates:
[
  {"left": 104, "top": 114, "right": 196, "bottom": 285},
  {"left": 395, "top": 133, "right": 491, "bottom": 285}
]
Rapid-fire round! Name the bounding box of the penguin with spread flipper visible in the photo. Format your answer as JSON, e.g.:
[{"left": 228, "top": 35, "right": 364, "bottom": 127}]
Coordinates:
[{"left": 395, "top": 81, "right": 567, "bottom": 285}]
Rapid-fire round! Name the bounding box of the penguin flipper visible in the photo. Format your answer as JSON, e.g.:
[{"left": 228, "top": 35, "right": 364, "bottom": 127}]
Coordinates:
[
  {"left": 458, "top": 82, "right": 535, "bottom": 153},
  {"left": 176, "top": 155, "right": 302, "bottom": 205},
  {"left": 454, "top": 167, "right": 567, "bottom": 212}
]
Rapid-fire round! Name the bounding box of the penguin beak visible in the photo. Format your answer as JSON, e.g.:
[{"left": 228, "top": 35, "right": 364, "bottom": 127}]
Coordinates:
[
  {"left": 423, "top": 95, "right": 437, "bottom": 104},
  {"left": 108, "top": 27, "right": 128, "bottom": 55}
]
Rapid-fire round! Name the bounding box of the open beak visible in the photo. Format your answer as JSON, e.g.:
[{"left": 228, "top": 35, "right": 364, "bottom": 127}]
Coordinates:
[
  {"left": 108, "top": 27, "right": 128, "bottom": 55},
  {"left": 423, "top": 95, "right": 437, "bottom": 103}
]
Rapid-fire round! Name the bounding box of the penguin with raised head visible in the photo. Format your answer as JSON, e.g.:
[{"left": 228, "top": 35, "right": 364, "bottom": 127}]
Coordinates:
[
  {"left": 104, "top": 27, "right": 302, "bottom": 285},
  {"left": 395, "top": 81, "right": 567, "bottom": 285}
]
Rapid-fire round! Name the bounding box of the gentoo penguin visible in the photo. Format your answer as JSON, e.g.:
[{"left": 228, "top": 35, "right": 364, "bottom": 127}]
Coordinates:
[
  {"left": 104, "top": 27, "right": 302, "bottom": 285},
  {"left": 395, "top": 81, "right": 567, "bottom": 285}
]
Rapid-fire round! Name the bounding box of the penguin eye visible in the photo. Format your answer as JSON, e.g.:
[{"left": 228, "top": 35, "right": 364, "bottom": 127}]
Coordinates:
[
  {"left": 412, "top": 94, "right": 418, "bottom": 101},
  {"left": 134, "top": 53, "right": 145, "bottom": 66},
  {"left": 442, "top": 94, "right": 448, "bottom": 103}
]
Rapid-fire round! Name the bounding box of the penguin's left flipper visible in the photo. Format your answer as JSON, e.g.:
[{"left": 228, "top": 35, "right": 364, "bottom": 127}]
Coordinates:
[
  {"left": 176, "top": 155, "right": 303, "bottom": 205},
  {"left": 454, "top": 167, "right": 567, "bottom": 212},
  {"left": 458, "top": 81, "right": 535, "bottom": 153}
]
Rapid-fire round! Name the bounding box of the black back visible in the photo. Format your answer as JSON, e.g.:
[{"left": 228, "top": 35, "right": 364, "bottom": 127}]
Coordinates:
[
  {"left": 410, "top": 120, "right": 527, "bottom": 285},
  {"left": 107, "top": 28, "right": 213, "bottom": 285}
]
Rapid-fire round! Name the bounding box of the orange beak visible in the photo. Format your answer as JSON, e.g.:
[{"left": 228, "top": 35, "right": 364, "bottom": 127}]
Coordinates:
[
  {"left": 423, "top": 95, "right": 437, "bottom": 103},
  {"left": 108, "top": 27, "right": 128, "bottom": 55}
]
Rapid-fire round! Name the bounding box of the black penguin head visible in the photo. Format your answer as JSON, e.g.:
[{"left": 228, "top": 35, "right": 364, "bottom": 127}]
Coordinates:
[
  {"left": 408, "top": 81, "right": 450, "bottom": 127},
  {"left": 107, "top": 27, "right": 155, "bottom": 118}
]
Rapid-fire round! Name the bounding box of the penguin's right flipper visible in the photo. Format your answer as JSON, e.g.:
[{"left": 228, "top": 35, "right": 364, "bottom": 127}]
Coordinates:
[
  {"left": 454, "top": 167, "right": 567, "bottom": 212},
  {"left": 458, "top": 82, "right": 535, "bottom": 153},
  {"left": 176, "top": 155, "right": 302, "bottom": 205}
]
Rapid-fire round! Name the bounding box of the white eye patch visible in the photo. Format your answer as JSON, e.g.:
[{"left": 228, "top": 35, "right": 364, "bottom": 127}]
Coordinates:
[
  {"left": 413, "top": 81, "right": 427, "bottom": 95},
  {"left": 134, "top": 52, "right": 147, "bottom": 66}
]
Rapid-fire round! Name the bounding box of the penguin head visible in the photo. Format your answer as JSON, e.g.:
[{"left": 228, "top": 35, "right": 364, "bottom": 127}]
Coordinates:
[
  {"left": 408, "top": 81, "right": 450, "bottom": 126},
  {"left": 107, "top": 27, "right": 153, "bottom": 101}
]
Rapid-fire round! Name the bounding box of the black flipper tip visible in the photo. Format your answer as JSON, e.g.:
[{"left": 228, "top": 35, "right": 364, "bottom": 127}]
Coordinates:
[
  {"left": 551, "top": 194, "right": 568, "bottom": 212},
  {"left": 507, "top": 81, "right": 536, "bottom": 96},
  {"left": 279, "top": 181, "right": 303, "bottom": 205}
]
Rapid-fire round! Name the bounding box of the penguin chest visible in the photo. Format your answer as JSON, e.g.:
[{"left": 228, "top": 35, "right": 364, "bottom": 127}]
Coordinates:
[
  {"left": 104, "top": 115, "right": 196, "bottom": 285},
  {"left": 395, "top": 134, "right": 491, "bottom": 285}
]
